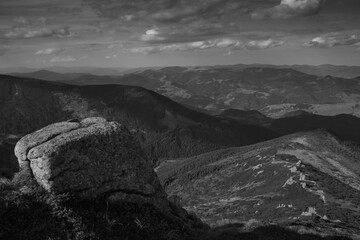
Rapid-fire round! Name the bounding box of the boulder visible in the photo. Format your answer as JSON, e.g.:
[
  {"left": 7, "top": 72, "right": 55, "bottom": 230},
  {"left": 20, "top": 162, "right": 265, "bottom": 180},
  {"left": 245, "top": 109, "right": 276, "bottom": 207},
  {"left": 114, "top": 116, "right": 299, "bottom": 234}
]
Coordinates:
[
  {"left": 14, "top": 117, "right": 166, "bottom": 202},
  {"left": 12, "top": 117, "right": 207, "bottom": 231}
]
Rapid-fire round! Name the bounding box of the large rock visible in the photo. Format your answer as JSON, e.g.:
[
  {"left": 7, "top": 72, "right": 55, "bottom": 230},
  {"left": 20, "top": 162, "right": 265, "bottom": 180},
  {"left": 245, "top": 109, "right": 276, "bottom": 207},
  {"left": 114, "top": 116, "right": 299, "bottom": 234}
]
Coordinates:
[{"left": 14, "top": 117, "right": 166, "bottom": 202}]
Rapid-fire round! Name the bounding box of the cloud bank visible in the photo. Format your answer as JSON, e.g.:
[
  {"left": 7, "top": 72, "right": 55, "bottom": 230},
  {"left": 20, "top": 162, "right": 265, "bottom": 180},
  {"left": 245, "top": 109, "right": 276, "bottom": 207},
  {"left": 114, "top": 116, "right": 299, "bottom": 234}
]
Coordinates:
[
  {"left": 34, "top": 48, "right": 65, "bottom": 55},
  {"left": 304, "top": 32, "right": 360, "bottom": 48},
  {"left": 5, "top": 26, "right": 73, "bottom": 39},
  {"left": 131, "top": 38, "right": 283, "bottom": 55},
  {"left": 50, "top": 56, "right": 76, "bottom": 62},
  {"left": 252, "top": 0, "right": 324, "bottom": 19},
  {"left": 4, "top": 17, "right": 73, "bottom": 39}
]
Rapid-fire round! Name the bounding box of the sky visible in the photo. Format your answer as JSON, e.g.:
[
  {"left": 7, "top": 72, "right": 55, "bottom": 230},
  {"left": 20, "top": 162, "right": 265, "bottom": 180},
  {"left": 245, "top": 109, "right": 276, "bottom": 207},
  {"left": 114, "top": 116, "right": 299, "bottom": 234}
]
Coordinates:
[{"left": 0, "top": 0, "right": 360, "bottom": 68}]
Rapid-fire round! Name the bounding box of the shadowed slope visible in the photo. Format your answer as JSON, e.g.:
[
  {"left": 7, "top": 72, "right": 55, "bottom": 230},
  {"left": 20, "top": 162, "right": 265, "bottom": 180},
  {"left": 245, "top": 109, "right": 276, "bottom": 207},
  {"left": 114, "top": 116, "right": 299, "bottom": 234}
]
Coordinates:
[{"left": 0, "top": 74, "right": 277, "bottom": 161}]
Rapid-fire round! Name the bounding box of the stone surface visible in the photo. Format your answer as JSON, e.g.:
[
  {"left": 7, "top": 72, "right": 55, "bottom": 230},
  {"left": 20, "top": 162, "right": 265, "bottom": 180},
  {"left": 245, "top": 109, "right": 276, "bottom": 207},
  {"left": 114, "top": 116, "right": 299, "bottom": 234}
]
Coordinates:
[{"left": 14, "top": 117, "right": 165, "bottom": 201}]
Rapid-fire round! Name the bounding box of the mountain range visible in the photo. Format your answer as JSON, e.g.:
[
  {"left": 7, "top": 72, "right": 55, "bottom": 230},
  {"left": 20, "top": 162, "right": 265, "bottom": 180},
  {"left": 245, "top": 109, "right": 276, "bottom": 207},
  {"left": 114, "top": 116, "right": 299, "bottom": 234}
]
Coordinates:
[
  {"left": 6, "top": 63, "right": 360, "bottom": 78},
  {"left": 228, "top": 64, "right": 360, "bottom": 79},
  {"left": 2, "top": 68, "right": 360, "bottom": 238},
  {"left": 11, "top": 66, "right": 360, "bottom": 118},
  {"left": 3, "top": 73, "right": 360, "bottom": 164},
  {"left": 0, "top": 74, "right": 277, "bottom": 163}
]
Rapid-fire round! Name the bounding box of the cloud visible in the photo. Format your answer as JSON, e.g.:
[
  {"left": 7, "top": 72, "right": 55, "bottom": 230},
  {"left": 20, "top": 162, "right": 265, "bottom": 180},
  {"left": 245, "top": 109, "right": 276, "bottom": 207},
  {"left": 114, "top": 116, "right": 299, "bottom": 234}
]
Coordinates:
[
  {"left": 83, "top": 0, "right": 246, "bottom": 23},
  {"left": 34, "top": 48, "right": 64, "bottom": 55},
  {"left": 130, "top": 46, "right": 162, "bottom": 55},
  {"left": 131, "top": 37, "right": 283, "bottom": 54},
  {"left": 83, "top": 0, "right": 289, "bottom": 47},
  {"left": 73, "top": 40, "right": 124, "bottom": 52},
  {"left": 252, "top": 0, "right": 324, "bottom": 19},
  {"left": 4, "top": 17, "right": 74, "bottom": 39},
  {"left": 105, "top": 54, "right": 117, "bottom": 59},
  {"left": 245, "top": 39, "right": 284, "bottom": 50},
  {"left": 304, "top": 32, "right": 360, "bottom": 48},
  {"left": 13, "top": 17, "right": 28, "bottom": 25},
  {"left": 150, "top": 0, "right": 242, "bottom": 23},
  {"left": 107, "top": 43, "right": 123, "bottom": 49},
  {"left": 137, "top": 23, "right": 229, "bottom": 44},
  {"left": 82, "top": 0, "right": 254, "bottom": 43},
  {"left": 5, "top": 26, "right": 73, "bottom": 39},
  {"left": 131, "top": 38, "right": 242, "bottom": 55},
  {"left": 50, "top": 56, "right": 76, "bottom": 62},
  {"left": 140, "top": 28, "right": 166, "bottom": 42}
]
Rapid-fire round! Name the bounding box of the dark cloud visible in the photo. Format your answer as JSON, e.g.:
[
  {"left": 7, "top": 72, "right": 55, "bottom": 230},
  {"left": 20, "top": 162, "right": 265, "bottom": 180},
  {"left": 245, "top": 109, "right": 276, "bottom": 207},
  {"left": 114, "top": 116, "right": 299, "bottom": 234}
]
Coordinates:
[
  {"left": 3, "top": 17, "right": 74, "bottom": 39},
  {"left": 5, "top": 26, "right": 73, "bottom": 39},
  {"left": 0, "top": 0, "right": 82, "bottom": 17},
  {"left": 252, "top": 0, "right": 325, "bottom": 19},
  {"left": 82, "top": 0, "right": 258, "bottom": 23},
  {"left": 151, "top": 0, "right": 245, "bottom": 23},
  {"left": 83, "top": 0, "right": 327, "bottom": 24},
  {"left": 58, "top": 40, "right": 125, "bottom": 54},
  {"left": 82, "top": 0, "right": 325, "bottom": 46},
  {"left": 47, "top": 7, "right": 82, "bottom": 15}
]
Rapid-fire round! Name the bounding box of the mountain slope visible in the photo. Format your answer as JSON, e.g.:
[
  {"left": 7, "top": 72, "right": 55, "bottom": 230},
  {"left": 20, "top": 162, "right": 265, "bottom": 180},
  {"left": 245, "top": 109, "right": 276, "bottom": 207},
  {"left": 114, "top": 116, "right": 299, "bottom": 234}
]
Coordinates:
[
  {"left": 157, "top": 131, "right": 360, "bottom": 238},
  {"left": 261, "top": 102, "right": 360, "bottom": 118},
  {"left": 11, "top": 70, "right": 84, "bottom": 82},
  {"left": 217, "top": 109, "right": 271, "bottom": 125},
  {"left": 216, "top": 109, "right": 360, "bottom": 145},
  {"left": 231, "top": 64, "right": 360, "bottom": 79},
  {"left": 265, "top": 114, "right": 360, "bottom": 143},
  {"left": 288, "top": 64, "right": 360, "bottom": 79},
  {"left": 0, "top": 74, "right": 277, "bottom": 161}
]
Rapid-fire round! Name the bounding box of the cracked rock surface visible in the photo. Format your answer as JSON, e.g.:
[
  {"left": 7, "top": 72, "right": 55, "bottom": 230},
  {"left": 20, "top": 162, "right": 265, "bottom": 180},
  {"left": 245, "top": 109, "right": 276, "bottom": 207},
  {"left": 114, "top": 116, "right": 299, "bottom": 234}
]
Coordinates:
[{"left": 14, "top": 117, "right": 166, "bottom": 203}]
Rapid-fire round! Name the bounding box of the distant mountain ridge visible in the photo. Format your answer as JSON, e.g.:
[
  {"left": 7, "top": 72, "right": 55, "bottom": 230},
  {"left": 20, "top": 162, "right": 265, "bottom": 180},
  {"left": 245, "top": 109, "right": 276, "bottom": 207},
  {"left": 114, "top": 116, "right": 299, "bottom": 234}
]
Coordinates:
[
  {"left": 5, "top": 63, "right": 360, "bottom": 78},
  {"left": 12, "top": 66, "right": 360, "bottom": 118},
  {"left": 230, "top": 64, "right": 360, "bottom": 79},
  {"left": 12, "top": 70, "right": 84, "bottom": 81},
  {"left": 135, "top": 67, "right": 360, "bottom": 116},
  {"left": 0, "top": 74, "right": 277, "bottom": 162},
  {"left": 217, "top": 108, "right": 360, "bottom": 144}
]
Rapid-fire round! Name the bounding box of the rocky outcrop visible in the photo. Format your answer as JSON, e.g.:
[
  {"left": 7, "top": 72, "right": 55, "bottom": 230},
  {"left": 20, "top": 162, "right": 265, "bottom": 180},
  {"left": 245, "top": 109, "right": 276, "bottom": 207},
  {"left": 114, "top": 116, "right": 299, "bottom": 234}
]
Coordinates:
[
  {"left": 13, "top": 117, "right": 208, "bottom": 231},
  {"left": 14, "top": 117, "right": 166, "bottom": 204}
]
